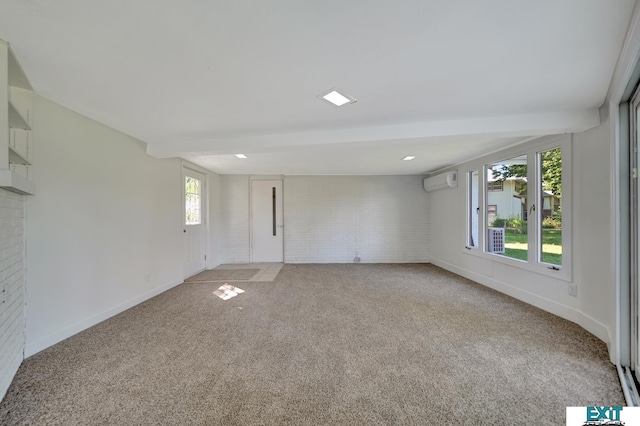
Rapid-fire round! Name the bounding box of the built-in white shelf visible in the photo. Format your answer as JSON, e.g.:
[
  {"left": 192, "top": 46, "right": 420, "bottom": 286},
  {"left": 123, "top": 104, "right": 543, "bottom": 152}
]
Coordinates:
[
  {"left": 8, "top": 101, "right": 30, "bottom": 130},
  {"left": 1, "top": 40, "right": 34, "bottom": 195},
  {"left": 9, "top": 147, "right": 30, "bottom": 166},
  {"left": 0, "top": 170, "right": 34, "bottom": 195},
  {"left": 7, "top": 48, "right": 30, "bottom": 90}
]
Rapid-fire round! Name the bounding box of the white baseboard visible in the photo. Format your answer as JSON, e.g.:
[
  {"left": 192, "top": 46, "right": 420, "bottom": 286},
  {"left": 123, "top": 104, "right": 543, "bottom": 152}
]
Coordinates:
[
  {"left": 24, "top": 280, "right": 183, "bottom": 358},
  {"left": 430, "top": 258, "right": 611, "bottom": 344},
  {"left": 206, "top": 261, "right": 222, "bottom": 270},
  {"left": 284, "top": 259, "right": 432, "bottom": 264}
]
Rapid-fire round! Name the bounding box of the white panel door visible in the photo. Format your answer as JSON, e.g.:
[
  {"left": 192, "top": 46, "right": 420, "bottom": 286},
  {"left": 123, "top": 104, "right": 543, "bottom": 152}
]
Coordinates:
[
  {"left": 251, "top": 180, "right": 283, "bottom": 262},
  {"left": 183, "top": 168, "right": 207, "bottom": 278}
]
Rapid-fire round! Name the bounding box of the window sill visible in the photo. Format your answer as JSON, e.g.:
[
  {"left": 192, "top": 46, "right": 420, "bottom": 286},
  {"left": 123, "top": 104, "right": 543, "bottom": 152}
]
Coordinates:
[{"left": 462, "top": 245, "right": 572, "bottom": 282}]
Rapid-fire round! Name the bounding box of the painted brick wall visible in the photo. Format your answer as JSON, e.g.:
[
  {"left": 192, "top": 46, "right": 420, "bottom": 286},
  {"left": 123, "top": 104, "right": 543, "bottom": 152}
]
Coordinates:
[
  {"left": 0, "top": 188, "right": 25, "bottom": 399},
  {"left": 284, "top": 175, "right": 430, "bottom": 263},
  {"left": 220, "top": 175, "right": 250, "bottom": 263}
]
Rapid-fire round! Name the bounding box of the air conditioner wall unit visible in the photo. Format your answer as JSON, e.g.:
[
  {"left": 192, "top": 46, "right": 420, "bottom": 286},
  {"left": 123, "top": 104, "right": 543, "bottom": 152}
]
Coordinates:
[
  {"left": 487, "top": 228, "right": 505, "bottom": 253},
  {"left": 423, "top": 170, "right": 458, "bottom": 192}
]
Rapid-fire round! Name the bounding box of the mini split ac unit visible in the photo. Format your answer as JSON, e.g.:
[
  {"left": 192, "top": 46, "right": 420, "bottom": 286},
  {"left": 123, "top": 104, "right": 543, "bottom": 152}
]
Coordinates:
[{"left": 423, "top": 170, "right": 457, "bottom": 192}]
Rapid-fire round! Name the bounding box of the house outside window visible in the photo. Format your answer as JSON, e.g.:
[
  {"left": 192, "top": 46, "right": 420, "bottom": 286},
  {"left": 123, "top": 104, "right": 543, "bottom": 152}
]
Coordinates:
[
  {"left": 487, "top": 205, "right": 498, "bottom": 226},
  {"left": 487, "top": 181, "right": 503, "bottom": 191}
]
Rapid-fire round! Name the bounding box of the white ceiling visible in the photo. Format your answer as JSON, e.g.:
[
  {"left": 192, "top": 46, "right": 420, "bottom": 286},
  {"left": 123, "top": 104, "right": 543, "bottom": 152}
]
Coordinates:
[{"left": 0, "top": 0, "right": 636, "bottom": 175}]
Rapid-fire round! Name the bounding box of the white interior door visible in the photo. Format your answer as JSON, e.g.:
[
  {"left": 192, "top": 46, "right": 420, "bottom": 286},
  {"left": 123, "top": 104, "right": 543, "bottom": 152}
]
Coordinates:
[
  {"left": 183, "top": 168, "right": 207, "bottom": 278},
  {"left": 251, "top": 180, "right": 283, "bottom": 262}
]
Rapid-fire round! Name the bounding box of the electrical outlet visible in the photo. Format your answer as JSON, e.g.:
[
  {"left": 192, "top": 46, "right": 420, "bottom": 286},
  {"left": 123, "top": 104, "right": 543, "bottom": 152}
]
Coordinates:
[{"left": 568, "top": 284, "right": 577, "bottom": 297}]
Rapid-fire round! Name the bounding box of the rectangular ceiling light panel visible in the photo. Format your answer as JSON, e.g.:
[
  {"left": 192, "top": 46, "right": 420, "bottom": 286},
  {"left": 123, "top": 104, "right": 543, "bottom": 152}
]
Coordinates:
[{"left": 318, "top": 88, "right": 357, "bottom": 107}]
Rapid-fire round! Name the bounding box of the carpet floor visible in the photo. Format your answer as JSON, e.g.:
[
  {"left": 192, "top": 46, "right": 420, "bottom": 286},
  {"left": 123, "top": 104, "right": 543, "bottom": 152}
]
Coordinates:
[{"left": 0, "top": 264, "right": 624, "bottom": 425}]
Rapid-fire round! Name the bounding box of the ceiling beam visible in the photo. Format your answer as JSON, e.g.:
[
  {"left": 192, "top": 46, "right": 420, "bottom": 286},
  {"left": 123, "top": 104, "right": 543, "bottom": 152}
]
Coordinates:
[{"left": 147, "top": 109, "right": 600, "bottom": 159}]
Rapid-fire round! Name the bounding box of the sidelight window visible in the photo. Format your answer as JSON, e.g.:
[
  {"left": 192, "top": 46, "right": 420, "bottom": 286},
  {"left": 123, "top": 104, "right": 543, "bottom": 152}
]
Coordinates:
[{"left": 185, "top": 176, "right": 202, "bottom": 225}]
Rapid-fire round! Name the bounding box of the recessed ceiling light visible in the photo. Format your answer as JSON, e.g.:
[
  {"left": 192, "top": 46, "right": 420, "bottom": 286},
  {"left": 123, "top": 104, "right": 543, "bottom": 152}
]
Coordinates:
[
  {"left": 402, "top": 155, "right": 416, "bottom": 161},
  {"left": 318, "top": 88, "right": 357, "bottom": 107},
  {"left": 235, "top": 154, "right": 247, "bottom": 159}
]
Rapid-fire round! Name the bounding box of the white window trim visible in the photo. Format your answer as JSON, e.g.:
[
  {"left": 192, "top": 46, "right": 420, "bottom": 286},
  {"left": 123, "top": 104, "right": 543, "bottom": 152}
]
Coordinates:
[
  {"left": 462, "top": 134, "right": 573, "bottom": 282},
  {"left": 466, "top": 169, "right": 480, "bottom": 249},
  {"left": 181, "top": 161, "right": 210, "bottom": 224},
  {"left": 185, "top": 175, "right": 203, "bottom": 225}
]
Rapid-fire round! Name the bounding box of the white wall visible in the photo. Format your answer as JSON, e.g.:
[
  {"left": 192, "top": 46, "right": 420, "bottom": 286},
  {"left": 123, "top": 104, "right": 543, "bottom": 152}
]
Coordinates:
[
  {"left": 220, "top": 175, "right": 250, "bottom": 263},
  {"left": 217, "top": 175, "right": 430, "bottom": 264},
  {"left": 429, "top": 130, "right": 614, "bottom": 347},
  {"left": 208, "top": 172, "right": 222, "bottom": 268},
  {"left": 25, "top": 96, "right": 185, "bottom": 357},
  {"left": 284, "top": 175, "right": 430, "bottom": 263},
  {"left": 573, "top": 114, "right": 614, "bottom": 341},
  {"left": 0, "top": 189, "right": 24, "bottom": 399}
]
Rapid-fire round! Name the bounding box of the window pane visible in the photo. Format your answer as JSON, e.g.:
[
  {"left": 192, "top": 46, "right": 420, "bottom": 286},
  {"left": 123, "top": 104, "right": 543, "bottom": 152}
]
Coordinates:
[
  {"left": 539, "top": 147, "right": 562, "bottom": 265},
  {"left": 486, "top": 155, "right": 528, "bottom": 261},
  {"left": 468, "top": 170, "right": 479, "bottom": 247},
  {"left": 185, "top": 176, "right": 201, "bottom": 225},
  {"left": 487, "top": 181, "right": 503, "bottom": 192}
]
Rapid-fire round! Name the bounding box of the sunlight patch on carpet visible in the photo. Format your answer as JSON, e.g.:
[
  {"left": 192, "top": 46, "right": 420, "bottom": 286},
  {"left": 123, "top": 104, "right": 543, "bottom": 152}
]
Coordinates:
[{"left": 214, "top": 284, "right": 245, "bottom": 300}]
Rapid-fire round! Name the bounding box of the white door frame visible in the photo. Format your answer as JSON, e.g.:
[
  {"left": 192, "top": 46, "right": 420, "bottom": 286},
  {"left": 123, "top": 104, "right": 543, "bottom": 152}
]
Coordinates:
[
  {"left": 182, "top": 162, "right": 210, "bottom": 278},
  {"left": 250, "top": 178, "right": 284, "bottom": 263}
]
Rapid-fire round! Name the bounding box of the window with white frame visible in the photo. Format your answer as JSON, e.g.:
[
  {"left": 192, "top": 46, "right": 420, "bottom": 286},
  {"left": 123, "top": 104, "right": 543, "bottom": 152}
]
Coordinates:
[
  {"left": 486, "top": 154, "right": 528, "bottom": 262},
  {"left": 538, "top": 147, "right": 562, "bottom": 266},
  {"left": 465, "top": 136, "right": 571, "bottom": 279},
  {"left": 467, "top": 170, "right": 479, "bottom": 248}
]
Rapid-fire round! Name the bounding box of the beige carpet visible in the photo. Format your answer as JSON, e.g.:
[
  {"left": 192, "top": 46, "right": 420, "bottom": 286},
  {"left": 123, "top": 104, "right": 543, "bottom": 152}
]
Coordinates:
[
  {"left": 0, "top": 264, "right": 624, "bottom": 425},
  {"left": 186, "top": 268, "right": 260, "bottom": 282}
]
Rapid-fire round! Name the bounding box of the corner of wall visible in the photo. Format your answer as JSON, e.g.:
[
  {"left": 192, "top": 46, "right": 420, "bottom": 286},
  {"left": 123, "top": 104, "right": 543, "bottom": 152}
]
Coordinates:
[
  {"left": 25, "top": 279, "right": 183, "bottom": 358},
  {"left": 430, "top": 258, "right": 611, "bottom": 345}
]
